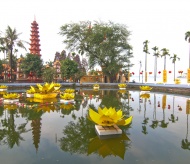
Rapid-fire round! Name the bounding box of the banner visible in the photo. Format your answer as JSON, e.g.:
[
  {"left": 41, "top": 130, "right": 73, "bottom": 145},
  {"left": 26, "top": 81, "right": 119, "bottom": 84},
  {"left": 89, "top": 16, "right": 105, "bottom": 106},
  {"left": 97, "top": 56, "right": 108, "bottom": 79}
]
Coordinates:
[{"left": 163, "top": 70, "right": 167, "bottom": 83}]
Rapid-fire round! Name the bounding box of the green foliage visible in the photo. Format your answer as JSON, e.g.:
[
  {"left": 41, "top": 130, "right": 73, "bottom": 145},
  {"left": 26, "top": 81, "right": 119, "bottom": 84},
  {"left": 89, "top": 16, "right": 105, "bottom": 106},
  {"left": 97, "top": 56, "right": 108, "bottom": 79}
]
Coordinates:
[
  {"left": 0, "top": 60, "right": 3, "bottom": 74},
  {"left": 42, "top": 66, "right": 56, "bottom": 83},
  {"left": 60, "top": 59, "right": 79, "bottom": 80},
  {"left": 59, "top": 20, "right": 132, "bottom": 82},
  {"left": 20, "top": 53, "right": 43, "bottom": 77}
]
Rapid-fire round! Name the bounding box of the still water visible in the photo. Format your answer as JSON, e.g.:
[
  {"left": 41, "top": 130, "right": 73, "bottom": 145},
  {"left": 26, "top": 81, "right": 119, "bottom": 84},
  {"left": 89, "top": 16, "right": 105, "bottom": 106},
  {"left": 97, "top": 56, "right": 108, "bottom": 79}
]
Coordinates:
[{"left": 0, "top": 89, "right": 190, "bottom": 164}]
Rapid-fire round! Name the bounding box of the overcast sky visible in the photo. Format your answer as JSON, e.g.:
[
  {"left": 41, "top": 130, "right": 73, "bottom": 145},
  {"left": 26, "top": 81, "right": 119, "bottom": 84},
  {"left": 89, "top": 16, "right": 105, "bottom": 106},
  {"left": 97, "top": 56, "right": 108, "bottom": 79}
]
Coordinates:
[{"left": 0, "top": 0, "right": 190, "bottom": 74}]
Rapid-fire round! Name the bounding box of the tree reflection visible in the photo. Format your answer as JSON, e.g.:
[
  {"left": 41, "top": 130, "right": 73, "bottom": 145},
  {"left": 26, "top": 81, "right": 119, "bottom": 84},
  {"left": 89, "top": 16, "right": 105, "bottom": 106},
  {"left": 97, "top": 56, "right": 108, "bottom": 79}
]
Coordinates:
[
  {"left": 141, "top": 94, "right": 149, "bottom": 135},
  {"left": 59, "top": 116, "right": 96, "bottom": 154},
  {"left": 0, "top": 109, "right": 29, "bottom": 148},
  {"left": 150, "top": 94, "right": 159, "bottom": 129},
  {"left": 168, "top": 97, "right": 178, "bottom": 123},
  {"left": 181, "top": 99, "right": 190, "bottom": 150},
  {"left": 159, "top": 95, "right": 169, "bottom": 128}
]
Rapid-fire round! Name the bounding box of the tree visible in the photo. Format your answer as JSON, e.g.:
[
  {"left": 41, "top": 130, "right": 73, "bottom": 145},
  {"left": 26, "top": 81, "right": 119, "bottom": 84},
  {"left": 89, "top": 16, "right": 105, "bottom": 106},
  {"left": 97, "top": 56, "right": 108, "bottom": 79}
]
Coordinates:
[
  {"left": 170, "top": 54, "right": 180, "bottom": 81},
  {"left": 42, "top": 66, "right": 56, "bottom": 83},
  {"left": 60, "top": 58, "right": 79, "bottom": 81},
  {"left": 185, "top": 31, "right": 190, "bottom": 68},
  {"left": 0, "top": 26, "right": 28, "bottom": 82},
  {"left": 0, "top": 60, "right": 3, "bottom": 75},
  {"left": 143, "top": 40, "right": 150, "bottom": 83},
  {"left": 161, "top": 48, "right": 170, "bottom": 70},
  {"left": 59, "top": 21, "right": 132, "bottom": 82},
  {"left": 152, "top": 46, "right": 160, "bottom": 82},
  {"left": 20, "top": 53, "right": 43, "bottom": 78}
]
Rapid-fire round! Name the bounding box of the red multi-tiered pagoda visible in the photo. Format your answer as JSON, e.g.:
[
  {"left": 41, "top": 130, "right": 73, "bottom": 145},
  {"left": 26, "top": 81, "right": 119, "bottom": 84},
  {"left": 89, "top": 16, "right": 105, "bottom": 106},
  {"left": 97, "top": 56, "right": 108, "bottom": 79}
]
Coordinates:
[{"left": 29, "top": 19, "right": 41, "bottom": 57}]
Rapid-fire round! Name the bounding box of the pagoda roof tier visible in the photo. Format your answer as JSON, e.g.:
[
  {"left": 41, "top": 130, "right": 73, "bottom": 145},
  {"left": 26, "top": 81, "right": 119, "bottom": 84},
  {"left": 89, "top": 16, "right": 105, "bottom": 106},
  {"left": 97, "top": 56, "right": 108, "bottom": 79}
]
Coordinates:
[
  {"left": 29, "top": 47, "right": 41, "bottom": 51},
  {"left": 30, "top": 43, "right": 41, "bottom": 46},
  {"left": 30, "top": 40, "right": 40, "bottom": 43},
  {"left": 30, "top": 37, "right": 40, "bottom": 40}
]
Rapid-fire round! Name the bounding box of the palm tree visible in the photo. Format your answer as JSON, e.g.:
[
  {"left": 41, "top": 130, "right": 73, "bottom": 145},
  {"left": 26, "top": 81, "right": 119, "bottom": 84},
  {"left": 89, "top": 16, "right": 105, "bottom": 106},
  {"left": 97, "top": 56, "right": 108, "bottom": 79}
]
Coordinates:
[
  {"left": 1, "top": 26, "right": 27, "bottom": 82},
  {"left": 185, "top": 31, "right": 190, "bottom": 68},
  {"left": 161, "top": 48, "right": 170, "bottom": 83},
  {"left": 143, "top": 40, "right": 150, "bottom": 83},
  {"left": 152, "top": 46, "right": 160, "bottom": 83},
  {"left": 170, "top": 54, "right": 180, "bottom": 81}
]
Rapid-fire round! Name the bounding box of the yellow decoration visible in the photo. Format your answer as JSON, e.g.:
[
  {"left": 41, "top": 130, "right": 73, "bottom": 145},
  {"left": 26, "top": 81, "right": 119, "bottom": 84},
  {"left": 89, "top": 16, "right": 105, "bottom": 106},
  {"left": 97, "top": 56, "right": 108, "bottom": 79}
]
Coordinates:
[
  {"left": 0, "top": 85, "right": 8, "bottom": 89},
  {"left": 140, "top": 93, "right": 150, "bottom": 99},
  {"left": 34, "top": 93, "right": 58, "bottom": 99},
  {"left": 139, "top": 86, "right": 152, "bottom": 91},
  {"left": 64, "top": 89, "right": 75, "bottom": 93},
  {"left": 187, "top": 69, "right": 190, "bottom": 83},
  {"left": 118, "top": 90, "right": 127, "bottom": 94},
  {"left": 175, "top": 78, "right": 181, "bottom": 84},
  {"left": 26, "top": 86, "right": 39, "bottom": 94},
  {"left": 60, "top": 93, "right": 75, "bottom": 100},
  {"left": 3, "top": 93, "right": 20, "bottom": 99},
  {"left": 88, "top": 107, "right": 133, "bottom": 126},
  {"left": 162, "top": 95, "right": 167, "bottom": 110},
  {"left": 118, "top": 83, "right": 127, "bottom": 88},
  {"left": 186, "top": 100, "right": 190, "bottom": 114},
  {"left": 163, "top": 70, "right": 167, "bottom": 83}
]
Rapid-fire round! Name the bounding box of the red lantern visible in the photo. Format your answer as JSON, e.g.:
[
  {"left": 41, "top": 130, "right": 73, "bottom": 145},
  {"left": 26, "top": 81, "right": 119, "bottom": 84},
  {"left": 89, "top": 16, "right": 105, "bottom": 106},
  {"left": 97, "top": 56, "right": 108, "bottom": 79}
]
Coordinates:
[
  {"left": 158, "top": 71, "right": 161, "bottom": 74},
  {"left": 169, "top": 71, "right": 171, "bottom": 73},
  {"left": 140, "top": 72, "right": 142, "bottom": 74},
  {"left": 132, "top": 72, "right": 134, "bottom": 75},
  {"left": 168, "top": 105, "right": 170, "bottom": 109},
  {"left": 149, "top": 72, "right": 152, "bottom": 74}
]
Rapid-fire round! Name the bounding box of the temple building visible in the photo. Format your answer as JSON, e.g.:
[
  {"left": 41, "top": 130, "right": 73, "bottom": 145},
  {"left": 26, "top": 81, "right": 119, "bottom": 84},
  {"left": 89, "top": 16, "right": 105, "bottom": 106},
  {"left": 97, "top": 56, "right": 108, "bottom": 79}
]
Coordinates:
[
  {"left": 29, "top": 19, "right": 41, "bottom": 57},
  {"left": 15, "top": 19, "right": 42, "bottom": 82}
]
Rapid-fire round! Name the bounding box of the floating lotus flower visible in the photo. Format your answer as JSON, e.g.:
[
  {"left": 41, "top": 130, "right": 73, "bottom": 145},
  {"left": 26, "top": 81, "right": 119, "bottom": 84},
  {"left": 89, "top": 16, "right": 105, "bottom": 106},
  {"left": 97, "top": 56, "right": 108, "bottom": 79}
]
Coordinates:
[
  {"left": 3, "top": 93, "right": 20, "bottom": 104},
  {"left": 0, "top": 85, "right": 8, "bottom": 91},
  {"left": 34, "top": 82, "right": 58, "bottom": 99},
  {"left": 63, "top": 89, "right": 75, "bottom": 93},
  {"left": 118, "top": 83, "right": 127, "bottom": 89},
  {"left": 139, "top": 86, "right": 153, "bottom": 91},
  {"left": 0, "top": 91, "right": 7, "bottom": 95},
  {"left": 89, "top": 107, "right": 132, "bottom": 127},
  {"left": 60, "top": 93, "right": 75, "bottom": 100},
  {"left": 3, "top": 93, "right": 20, "bottom": 99},
  {"left": 93, "top": 84, "right": 100, "bottom": 90},
  {"left": 60, "top": 93, "right": 75, "bottom": 103},
  {"left": 140, "top": 93, "right": 150, "bottom": 99},
  {"left": 33, "top": 98, "right": 58, "bottom": 103}
]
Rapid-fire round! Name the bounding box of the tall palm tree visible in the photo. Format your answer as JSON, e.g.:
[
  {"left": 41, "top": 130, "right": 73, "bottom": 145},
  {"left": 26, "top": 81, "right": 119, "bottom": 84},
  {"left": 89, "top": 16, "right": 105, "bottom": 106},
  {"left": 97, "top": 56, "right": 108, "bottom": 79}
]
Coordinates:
[
  {"left": 185, "top": 31, "right": 190, "bottom": 68},
  {"left": 170, "top": 54, "right": 180, "bottom": 81},
  {"left": 161, "top": 48, "right": 170, "bottom": 83},
  {"left": 1, "top": 26, "right": 27, "bottom": 82},
  {"left": 185, "top": 31, "right": 190, "bottom": 83},
  {"left": 143, "top": 40, "right": 150, "bottom": 83},
  {"left": 152, "top": 46, "right": 160, "bottom": 83}
]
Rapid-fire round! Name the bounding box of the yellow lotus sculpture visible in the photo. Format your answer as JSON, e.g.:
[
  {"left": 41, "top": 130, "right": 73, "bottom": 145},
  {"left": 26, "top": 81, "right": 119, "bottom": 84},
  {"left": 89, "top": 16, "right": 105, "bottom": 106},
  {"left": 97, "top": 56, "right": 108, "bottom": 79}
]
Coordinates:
[
  {"left": 118, "top": 83, "right": 127, "bottom": 88},
  {"left": 33, "top": 82, "right": 58, "bottom": 99},
  {"left": 60, "top": 93, "right": 75, "bottom": 100},
  {"left": 3, "top": 93, "right": 20, "bottom": 99},
  {"left": 139, "top": 86, "right": 153, "bottom": 91},
  {"left": 89, "top": 107, "right": 132, "bottom": 126},
  {"left": 63, "top": 89, "right": 75, "bottom": 93},
  {"left": 0, "top": 85, "right": 8, "bottom": 89},
  {"left": 4, "top": 104, "right": 17, "bottom": 110},
  {"left": 26, "top": 86, "right": 39, "bottom": 94}
]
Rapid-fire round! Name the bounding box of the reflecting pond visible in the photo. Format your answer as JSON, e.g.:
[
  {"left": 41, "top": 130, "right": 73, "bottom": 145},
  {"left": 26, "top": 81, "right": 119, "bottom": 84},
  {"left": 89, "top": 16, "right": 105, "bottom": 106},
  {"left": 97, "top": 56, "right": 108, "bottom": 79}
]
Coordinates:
[{"left": 0, "top": 89, "right": 190, "bottom": 164}]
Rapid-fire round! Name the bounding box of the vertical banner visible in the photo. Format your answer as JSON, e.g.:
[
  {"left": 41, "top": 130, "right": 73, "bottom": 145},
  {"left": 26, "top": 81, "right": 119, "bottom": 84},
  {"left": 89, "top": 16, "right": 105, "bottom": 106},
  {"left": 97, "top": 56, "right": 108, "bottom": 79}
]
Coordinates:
[
  {"left": 145, "top": 71, "right": 148, "bottom": 83},
  {"left": 162, "top": 95, "right": 167, "bottom": 110},
  {"left": 187, "top": 69, "right": 190, "bottom": 83},
  {"left": 163, "top": 70, "right": 167, "bottom": 83},
  {"left": 186, "top": 99, "right": 190, "bottom": 114}
]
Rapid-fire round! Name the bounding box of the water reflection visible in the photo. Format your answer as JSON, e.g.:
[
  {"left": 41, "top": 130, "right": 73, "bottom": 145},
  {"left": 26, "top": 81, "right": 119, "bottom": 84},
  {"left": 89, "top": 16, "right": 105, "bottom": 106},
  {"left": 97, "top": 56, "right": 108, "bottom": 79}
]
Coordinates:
[{"left": 0, "top": 89, "right": 190, "bottom": 163}]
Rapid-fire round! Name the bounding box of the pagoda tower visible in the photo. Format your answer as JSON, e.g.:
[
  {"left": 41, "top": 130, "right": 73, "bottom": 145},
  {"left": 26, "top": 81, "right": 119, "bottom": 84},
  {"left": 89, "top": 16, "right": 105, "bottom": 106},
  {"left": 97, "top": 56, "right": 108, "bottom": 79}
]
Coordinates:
[{"left": 29, "top": 19, "right": 41, "bottom": 57}]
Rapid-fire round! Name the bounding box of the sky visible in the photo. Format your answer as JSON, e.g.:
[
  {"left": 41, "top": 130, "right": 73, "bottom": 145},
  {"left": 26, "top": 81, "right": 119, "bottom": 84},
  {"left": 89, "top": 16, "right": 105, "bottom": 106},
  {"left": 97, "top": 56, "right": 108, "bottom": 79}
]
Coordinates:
[{"left": 0, "top": 0, "right": 190, "bottom": 74}]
